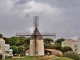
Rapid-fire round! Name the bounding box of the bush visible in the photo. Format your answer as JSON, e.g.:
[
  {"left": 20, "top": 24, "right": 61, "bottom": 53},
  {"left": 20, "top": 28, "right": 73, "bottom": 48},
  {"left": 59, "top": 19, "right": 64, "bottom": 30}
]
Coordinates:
[
  {"left": 64, "top": 51, "right": 80, "bottom": 60},
  {"left": 61, "top": 46, "right": 73, "bottom": 53},
  {"left": 0, "top": 54, "right": 2, "bottom": 59},
  {"left": 55, "top": 53, "right": 63, "bottom": 57},
  {"left": 44, "top": 44, "right": 54, "bottom": 49},
  {"left": 20, "top": 53, "right": 24, "bottom": 56}
]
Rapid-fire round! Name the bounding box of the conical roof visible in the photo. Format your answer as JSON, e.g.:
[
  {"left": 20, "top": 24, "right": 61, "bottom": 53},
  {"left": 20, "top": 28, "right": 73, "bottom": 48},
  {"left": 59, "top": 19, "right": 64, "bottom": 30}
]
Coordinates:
[{"left": 31, "top": 28, "right": 43, "bottom": 40}]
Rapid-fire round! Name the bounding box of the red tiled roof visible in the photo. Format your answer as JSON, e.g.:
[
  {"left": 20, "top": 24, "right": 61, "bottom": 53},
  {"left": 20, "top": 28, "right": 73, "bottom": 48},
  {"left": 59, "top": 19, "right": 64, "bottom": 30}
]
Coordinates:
[
  {"left": 25, "top": 49, "right": 30, "bottom": 53},
  {"left": 45, "top": 49, "right": 61, "bottom": 52},
  {"left": 25, "top": 49, "right": 61, "bottom": 53}
]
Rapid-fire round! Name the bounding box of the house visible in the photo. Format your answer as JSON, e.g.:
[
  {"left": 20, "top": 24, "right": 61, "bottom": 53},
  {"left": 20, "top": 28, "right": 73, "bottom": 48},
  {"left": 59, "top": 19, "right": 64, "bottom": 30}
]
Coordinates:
[
  {"left": 25, "top": 49, "right": 62, "bottom": 56},
  {"left": 0, "top": 38, "right": 13, "bottom": 59},
  {"left": 25, "top": 49, "right": 30, "bottom": 56},
  {"left": 45, "top": 49, "right": 62, "bottom": 55},
  {"left": 62, "top": 38, "right": 80, "bottom": 54},
  {"left": 5, "top": 44, "right": 13, "bottom": 56},
  {"left": 0, "top": 38, "right": 5, "bottom": 59}
]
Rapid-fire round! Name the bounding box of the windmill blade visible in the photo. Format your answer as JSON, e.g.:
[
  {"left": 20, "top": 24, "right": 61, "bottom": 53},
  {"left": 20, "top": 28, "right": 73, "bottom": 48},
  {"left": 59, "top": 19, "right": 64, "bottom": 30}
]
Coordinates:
[
  {"left": 16, "top": 33, "right": 32, "bottom": 36},
  {"left": 41, "top": 33, "right": 56, "bottom": 36},
  {"left": 41, "top": 33, "right": 56, "bottom": 38},
  {"left": 33, "top": 16, "right": 39, "bottom": 29}
]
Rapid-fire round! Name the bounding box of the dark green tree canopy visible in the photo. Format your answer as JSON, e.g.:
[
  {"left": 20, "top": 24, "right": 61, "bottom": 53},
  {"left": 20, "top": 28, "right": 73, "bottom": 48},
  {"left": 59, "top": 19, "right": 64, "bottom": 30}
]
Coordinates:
[
  {"left": 44, "top": 38, "right": 54, "bottom": 44},
  {"left": 61, "top": 46, "right": 73, "bottom": 53},
  {"left": 54, "top": 43, "right": 61, "bottom": 50},
  {"left": 44, "top": 44, "right": 54, "bottom": 49},
  {"left": 55, "top": 38, "right": 64, "bottom": 43},
  {"left": 11, "top": 46, "right": 18, "bottom": 54},
  {"left": 0, "top": 34, "right": 3, "bottom": 38}
]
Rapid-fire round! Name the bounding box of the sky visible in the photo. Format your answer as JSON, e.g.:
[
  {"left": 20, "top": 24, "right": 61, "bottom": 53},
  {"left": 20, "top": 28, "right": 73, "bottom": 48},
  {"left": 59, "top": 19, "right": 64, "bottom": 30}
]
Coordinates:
[{"left": 0, "top": 0, "right": 80, "bottom": 40}]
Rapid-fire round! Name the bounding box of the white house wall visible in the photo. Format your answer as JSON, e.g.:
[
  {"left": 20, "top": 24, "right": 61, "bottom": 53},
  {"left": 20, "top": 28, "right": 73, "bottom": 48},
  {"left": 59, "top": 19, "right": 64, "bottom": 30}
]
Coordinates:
[{"left": 77, "top": 38, "right": 80, "bottom": 54}]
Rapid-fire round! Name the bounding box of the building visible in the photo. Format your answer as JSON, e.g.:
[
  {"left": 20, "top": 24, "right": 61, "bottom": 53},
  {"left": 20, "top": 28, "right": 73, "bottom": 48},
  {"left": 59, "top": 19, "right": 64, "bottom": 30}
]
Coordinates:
[
  {"left": 30, "top": 28, "right": 44, "bottom": 56},
  {"left": 5, "top": 44, "right": 13, "bottom": 56},
  {"left": 25, "top": 49, "right": 30, "bottom": 56},
  {"left": 0, "top": 38, "right": 13, "bottom": 59},
  {"left": 45, "top": 49, "right": 62, "bottom": 55},
  {"left": 0, "top": 38, "right": 5, "bottom": 59},
  {"left": 62, "top": 38, "right": 80, "bottom": 54},
  {"left": 25, "top": 49, "right": 62, "bottom": 56}
]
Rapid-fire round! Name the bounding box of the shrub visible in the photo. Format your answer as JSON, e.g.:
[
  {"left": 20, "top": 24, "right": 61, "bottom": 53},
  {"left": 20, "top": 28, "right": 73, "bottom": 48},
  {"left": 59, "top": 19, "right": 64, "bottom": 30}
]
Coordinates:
[
  {"left": 64, "top": 51, "right": 80, "bottom": 60},
  {"left": 61, "top": 46, "right": 73, "bottom": 53},
  {"left": 20, "top": 53, "right": 24, "bottom": 56},
  {"left": 0, "top": 54, "right": 2, "bottom": 59},
  {"left": 55, "top": 53, "right": 63, "bottom": 57}
]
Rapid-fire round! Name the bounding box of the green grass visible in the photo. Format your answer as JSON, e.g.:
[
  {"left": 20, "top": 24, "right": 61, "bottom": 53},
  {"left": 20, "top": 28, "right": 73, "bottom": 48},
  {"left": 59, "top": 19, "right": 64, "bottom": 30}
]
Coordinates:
[
  {"left": 4, "top": 56, "right": 38, "bottom": 60},
  {"left": 53, "top": 57, "right": 73, "bottom": 60},
  {"left": 3, "top": 56, "right": 73, "bottom": 60}
]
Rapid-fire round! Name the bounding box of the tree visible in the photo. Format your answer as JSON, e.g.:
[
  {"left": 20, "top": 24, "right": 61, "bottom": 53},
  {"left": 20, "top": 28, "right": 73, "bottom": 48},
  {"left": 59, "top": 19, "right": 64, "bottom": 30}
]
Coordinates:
[
  {"left": 15, "top": 36, "right": 27, "bottom": 46},
  {"left": 0, "top": 34, "right": 3, "bottom": 38},
  {"left": 61, "top": 46, "right": 73, "bottom": 53},
  {"left": 24, "top": 38, "right": 30, "bottom": 45},
  {"left": 44, "top": 44, "right": 54, "bottom": 49},
  {"left": 11, "top": 46, "right": 18, "bottom": 54},
  {"left": 54, "top": 43, "right": 61, "bottom": 50},
  {"left": 55, "top": 38, "right": 64, "bottom": 44},
  {"left": 17, "top": 47, "right": 23, "bottom": 54},
  {"left": 44, "top": 38, "right": 54, "bottom": 44}
]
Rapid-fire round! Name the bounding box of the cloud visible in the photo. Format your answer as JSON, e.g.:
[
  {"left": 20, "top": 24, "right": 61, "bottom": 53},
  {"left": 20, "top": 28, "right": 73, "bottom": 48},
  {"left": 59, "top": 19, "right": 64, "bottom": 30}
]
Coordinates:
[
  {"left": 15, "top": 0, "right": 27, "bottom": 4},
  {"left": 0, "top": 0, "right": 14, "bottom": 11},
  {"left": 26, "top": 27, "right": 34, "bottom": 33},
  {"left": 23, "top": 1, "right": 63, "bottom": 22},
  {"left": 71, "top": 36, "right": 78, "bottom": 40},
  {"left": 0, "top": 0, "right": 80, "bottom": 39},
  {"left": 24, "top": 1, "right": 57, "bottom": 13}
]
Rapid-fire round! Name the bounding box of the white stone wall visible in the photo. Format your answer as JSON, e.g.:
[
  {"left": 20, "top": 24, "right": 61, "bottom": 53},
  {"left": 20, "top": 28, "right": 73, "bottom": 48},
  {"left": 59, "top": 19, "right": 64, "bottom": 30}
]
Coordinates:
[
  {"left": 30, "top": 40, "right": 35, "bottom": 56},
  {"left": 30, "top": 39, "right": 44, "bottom": 56},
  {"left": 37, "top": 40, "right": 44, "bottom": 55}
]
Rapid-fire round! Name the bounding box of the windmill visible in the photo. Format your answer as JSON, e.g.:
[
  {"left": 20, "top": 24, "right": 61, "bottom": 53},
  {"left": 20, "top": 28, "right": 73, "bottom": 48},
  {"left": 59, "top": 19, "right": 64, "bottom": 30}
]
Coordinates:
[{"left": 16, "top": 16, "right": 56, "bottom": 56}]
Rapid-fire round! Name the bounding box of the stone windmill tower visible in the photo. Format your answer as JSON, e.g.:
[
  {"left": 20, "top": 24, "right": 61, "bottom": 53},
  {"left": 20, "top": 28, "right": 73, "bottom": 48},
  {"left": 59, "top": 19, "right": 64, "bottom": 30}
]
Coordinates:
[
  {"left": 16, "top": 16, "right": 56, "bottom": 56},
  {"left": 30, "top": 27, "right": 44, "bottom": 56}
]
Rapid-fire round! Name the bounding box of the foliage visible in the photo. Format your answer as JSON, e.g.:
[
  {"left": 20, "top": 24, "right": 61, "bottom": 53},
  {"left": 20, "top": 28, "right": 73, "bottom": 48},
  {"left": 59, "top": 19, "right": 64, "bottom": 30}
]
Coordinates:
[
  {"left": 64, "top": 51, "right": 80, "bottom": 60},
  {"left": 17, "top": 47, "right": 23, "bottom": 54},
  {"left": 0, "top": 34, "right": 3, "bottom": 38},
  {"left": 0, "top": 54, "right": 2, "bottom": 59},
  {"left": 44, "top": 38, "right": 54, "bottom": 44},
  {"left": 44, "top": 44, "right": 54, "bottom": 49},
  {"left": 61, "top": 46, "right": 73, "bottom": 53},
  {"left": 54, "top": 43, "right": 61, "bottom": 50},
  {"left": 4, "top": 37, "right": 30, "bottom": 46},
  {"left": 3, "top": 36, "right": 31, "bottom": 55},
  {"left": 55, "top": 38, "right": 64, "bottom": 44},
  {"left": 11, "top": 46, "right": 18, "bottom": 54}
]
